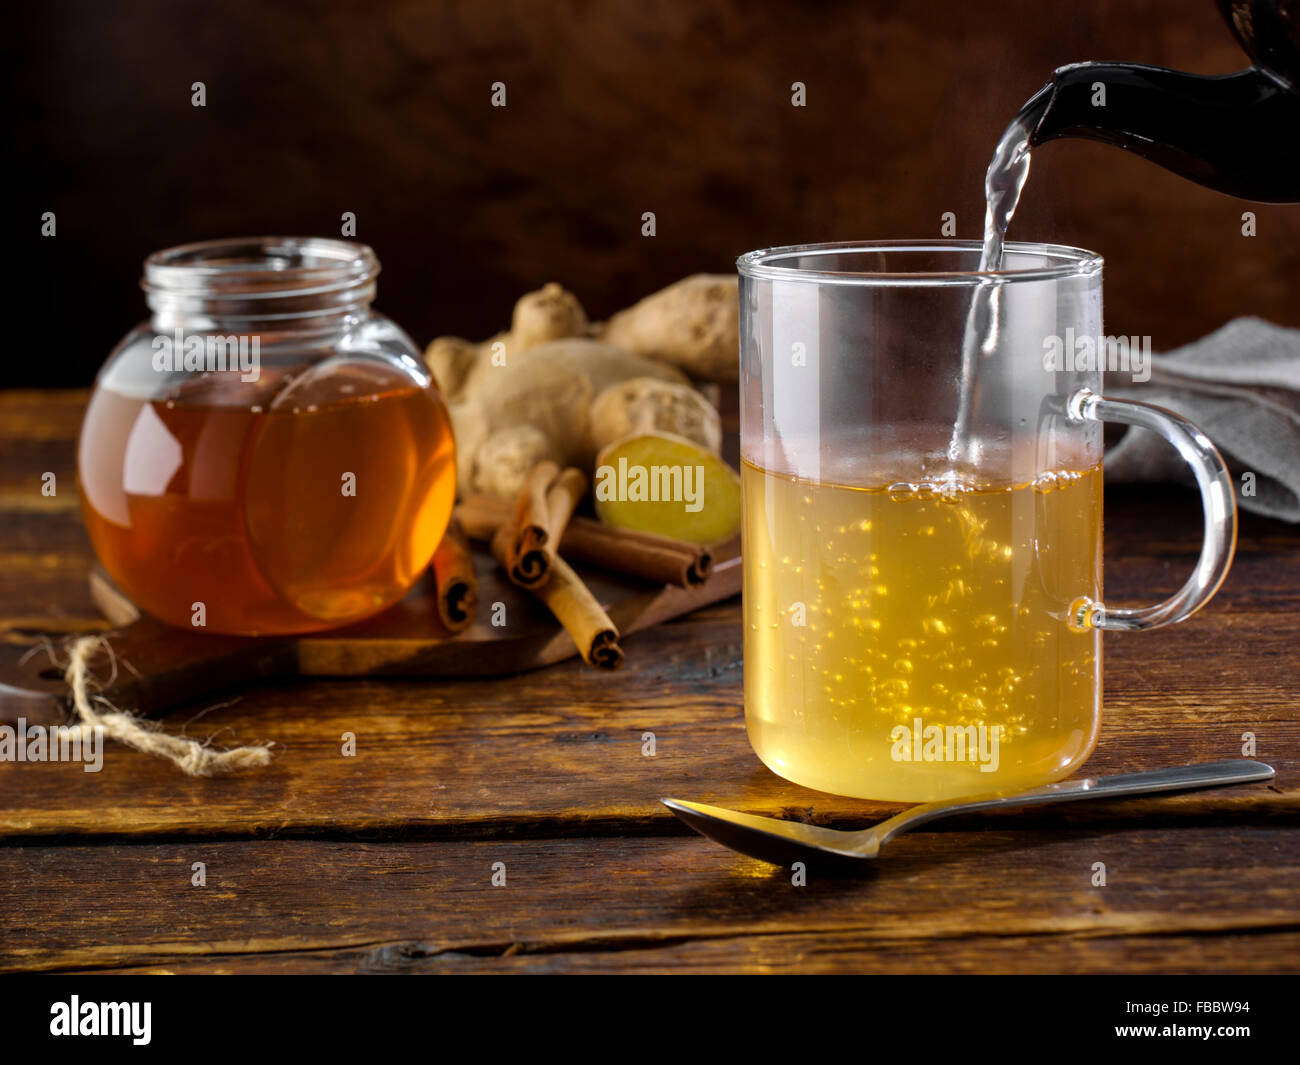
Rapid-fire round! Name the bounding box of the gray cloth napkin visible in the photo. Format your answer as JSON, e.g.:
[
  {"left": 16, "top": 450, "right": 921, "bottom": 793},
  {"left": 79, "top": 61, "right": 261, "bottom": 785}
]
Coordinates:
[{"left": 1104, "top": 317, "right": 1300, "bottom": 522}]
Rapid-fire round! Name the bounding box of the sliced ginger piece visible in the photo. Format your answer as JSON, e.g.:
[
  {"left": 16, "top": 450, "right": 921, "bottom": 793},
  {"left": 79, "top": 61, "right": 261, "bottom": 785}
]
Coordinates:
[{"left": 593, "top": 431, "right": 741, "bottom": 547}]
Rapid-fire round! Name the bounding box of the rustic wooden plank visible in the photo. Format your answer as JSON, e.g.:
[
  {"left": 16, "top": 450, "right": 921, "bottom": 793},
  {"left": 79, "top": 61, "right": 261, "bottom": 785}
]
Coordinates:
[
  {"left": 0, "top": 522, "right": 1295, "bottom": 835},
  {"left": 83, "top": 930, "right": 1300, "bottom": 975},
  {"left": 2, "top": 828, "right": 1297, "bottom": 973},
  {"left": 0, "top": 611, "right": 1293, "bottom": 839},
  {"left": 0, "top": 547, "right": 743, "bottom": 727},
  {"left": 0, "top": 389, "right": 87, "bottom": 433},
  {"left": 0, "top": 391, "right": 83, "bottom": 507}
]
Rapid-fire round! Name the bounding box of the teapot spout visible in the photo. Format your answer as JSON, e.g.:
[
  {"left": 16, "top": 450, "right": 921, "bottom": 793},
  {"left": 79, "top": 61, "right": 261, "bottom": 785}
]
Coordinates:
[{"left": 1028, "top": 62, "right": 1300, "bottom": 202}]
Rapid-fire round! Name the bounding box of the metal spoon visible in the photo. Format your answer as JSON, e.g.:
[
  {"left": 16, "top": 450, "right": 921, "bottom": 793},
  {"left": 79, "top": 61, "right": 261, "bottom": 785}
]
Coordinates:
[{"left": 662, "top": 760, "right": 1274, "bottom": 867}]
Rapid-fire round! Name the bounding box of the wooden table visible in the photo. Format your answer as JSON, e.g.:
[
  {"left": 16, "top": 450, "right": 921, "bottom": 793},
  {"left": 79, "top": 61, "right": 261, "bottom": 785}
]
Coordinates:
[{"left": 1, "top": 389, "right": 1297, "bottom": 974}]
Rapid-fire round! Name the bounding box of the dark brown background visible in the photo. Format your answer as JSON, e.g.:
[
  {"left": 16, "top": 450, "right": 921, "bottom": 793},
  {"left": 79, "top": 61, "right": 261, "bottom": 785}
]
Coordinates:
[{"left": 9, "top": 0, "right": 1299, "bottom": 387}]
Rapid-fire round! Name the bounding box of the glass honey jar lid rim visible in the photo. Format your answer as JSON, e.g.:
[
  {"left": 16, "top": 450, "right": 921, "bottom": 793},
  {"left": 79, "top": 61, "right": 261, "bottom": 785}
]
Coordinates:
[{"left": 142, "top": 237, "right": 379, "bottom": 300}]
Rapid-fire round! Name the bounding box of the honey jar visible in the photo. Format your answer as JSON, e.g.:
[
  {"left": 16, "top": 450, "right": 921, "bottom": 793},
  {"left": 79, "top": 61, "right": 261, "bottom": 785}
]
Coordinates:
[{"left": 78, "top": 237, "right": 456, "bottom": 636}]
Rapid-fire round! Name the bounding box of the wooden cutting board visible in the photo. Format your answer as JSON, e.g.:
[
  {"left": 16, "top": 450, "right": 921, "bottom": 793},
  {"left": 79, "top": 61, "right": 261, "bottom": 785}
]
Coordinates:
[{"left": 0, "top": 540, "right": 741, "bottom": 727}]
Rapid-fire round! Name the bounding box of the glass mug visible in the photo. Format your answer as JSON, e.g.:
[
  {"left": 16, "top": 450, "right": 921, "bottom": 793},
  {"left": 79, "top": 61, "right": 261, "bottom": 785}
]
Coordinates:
[{"left": 737, "top": 241, "right": 1235, "bottom": 802}]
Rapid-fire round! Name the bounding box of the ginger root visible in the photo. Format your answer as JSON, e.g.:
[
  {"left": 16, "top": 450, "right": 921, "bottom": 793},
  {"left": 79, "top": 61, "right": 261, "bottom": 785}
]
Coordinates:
[
  {"left": 472, "top": 425, "right": 563, "bottom": 500},
  {"left": 600, "top": 274, "right": 739, "bottom": 383},
  {"left": 425, "top": 283, "right": 592, "bottom": 405},
  {"left": 510, "top": 282, "right": 589, "bottom": 353},
  {"left": 425, "top": 336, "right": 484, "bottom": 403},
  {"left": 447, "top": 399, "right": 490, "bottom": 494},
  {"left": 589, "top": 377, "right": 721, "bottom": 456},
  {"left": 426, "top": 278, "right": 741, "bottom": 532},
  {"left": 594, "top": 431, "right": 741, "bottom": 547},
  {"left": 439, "top": 336, "right": 699, "bottom": 498}
]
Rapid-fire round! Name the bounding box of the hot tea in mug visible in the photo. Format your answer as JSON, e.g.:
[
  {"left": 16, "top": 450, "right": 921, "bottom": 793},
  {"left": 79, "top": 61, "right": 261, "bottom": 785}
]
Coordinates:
[{"left": 737, "top": 241, "right": 1235, "bottom": 802}]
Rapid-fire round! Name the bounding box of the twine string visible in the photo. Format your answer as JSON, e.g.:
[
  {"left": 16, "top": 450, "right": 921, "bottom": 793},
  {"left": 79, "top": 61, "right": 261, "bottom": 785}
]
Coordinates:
[{"left": 58, "top": 635, "right": 273, "bottom": 777}]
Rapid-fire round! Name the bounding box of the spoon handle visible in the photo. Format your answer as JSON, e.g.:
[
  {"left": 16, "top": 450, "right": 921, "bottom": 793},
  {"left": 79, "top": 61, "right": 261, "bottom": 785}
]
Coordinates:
[{"left": 873, "top": 760, "right": 1274, "bottom": 845}]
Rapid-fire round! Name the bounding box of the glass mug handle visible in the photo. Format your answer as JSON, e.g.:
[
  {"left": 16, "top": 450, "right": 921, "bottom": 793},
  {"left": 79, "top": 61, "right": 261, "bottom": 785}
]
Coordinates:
[{"left": 1063, "top": 388, "right": 1237, "bottom": 633}]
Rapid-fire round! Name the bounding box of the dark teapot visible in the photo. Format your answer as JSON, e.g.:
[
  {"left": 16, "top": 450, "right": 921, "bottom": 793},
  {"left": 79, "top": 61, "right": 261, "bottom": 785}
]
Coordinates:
[{"left": 1025, "top": 0, "right": 1300, "bottom": 201}]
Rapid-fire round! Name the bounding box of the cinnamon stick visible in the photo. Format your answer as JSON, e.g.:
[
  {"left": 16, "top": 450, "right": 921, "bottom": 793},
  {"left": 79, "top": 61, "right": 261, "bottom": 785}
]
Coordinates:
[
  {"left": 457, "top": 494, "right": 713, "bottom": 588},
  {"left": 506, "top": 460, "right": 560, "bottom": 588},
  {"left": 545, "top": 466, "right": 589, "bottom": 546},
  {"left": 431, "top": 516, "right": 477, "bottom": 632},
  {"left": 489, "top": 524, "right": 623, "bottom": 669}
]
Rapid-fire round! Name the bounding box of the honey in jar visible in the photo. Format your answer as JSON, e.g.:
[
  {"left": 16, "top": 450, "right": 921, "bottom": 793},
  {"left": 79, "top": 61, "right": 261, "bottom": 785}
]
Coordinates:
[{"left": 78, "top": 238, "right": 455, "bottom": 636}]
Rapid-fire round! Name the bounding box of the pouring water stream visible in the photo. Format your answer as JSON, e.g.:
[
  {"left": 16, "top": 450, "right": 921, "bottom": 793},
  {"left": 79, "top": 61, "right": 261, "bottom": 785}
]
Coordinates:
[{"left": 948, "top": 87, "right": 1051, "bottom": 467}]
